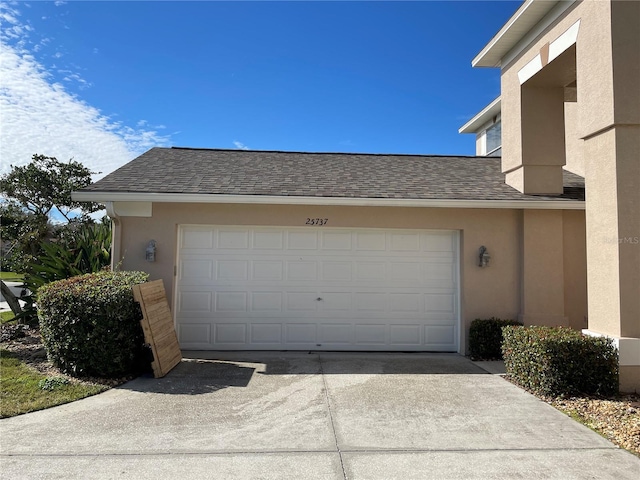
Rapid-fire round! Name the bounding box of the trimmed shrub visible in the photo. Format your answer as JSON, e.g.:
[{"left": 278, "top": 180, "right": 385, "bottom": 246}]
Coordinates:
[
  {"left": 502, "top": 326, "right": 619, "bottom": 397},
  {"left": 37, "top": 270, "right": 149, "bottom": 377},
  {"left": 468, "top": 317, "right": 522, "bottom": 360}
]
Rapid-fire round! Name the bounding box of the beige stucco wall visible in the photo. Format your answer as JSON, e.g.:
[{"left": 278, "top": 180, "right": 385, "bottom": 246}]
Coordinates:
[
  {"left": 520, "top": 210, "right": 566, "bottom": 326},
  {"left": 500, "top": 1, "right": 623, "bottom": 148},
  {"left": 620, "top": 367, "right": 640, "bottom": 394},
  {"left": 499, "top": 0, "right": 639, "bottom": 337},
  {"left": 112, "top": 202, "right": 586, "bottom": 353},
  {"left": 500, "top": 1, "right": 609, "bottom": 192},
  {"left": 496, "top": 0, "right": 639, "bottom": 389},
  {"left": 562, "top": 210, "right": 588, "bottom": 331},
  {"left": 563, "top": 102, "right": 584, "bottom": 177}
]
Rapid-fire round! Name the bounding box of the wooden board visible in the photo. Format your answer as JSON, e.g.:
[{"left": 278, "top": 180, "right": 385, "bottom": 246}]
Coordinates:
[{"left": 133, "top": 280, "right": 182, "bottom": 378}]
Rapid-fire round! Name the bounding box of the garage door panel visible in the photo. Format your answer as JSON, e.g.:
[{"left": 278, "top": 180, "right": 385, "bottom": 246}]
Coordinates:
[
  {"left": 390, "top": 293, "right": 422, "bottom": 313},
  {"left": 177, "top": 226, "right": 459, "bottom": 351},
  {"left": 252, "top": 261, "right": 284, "bottom": 281},
  {"left": 318, "top": 292, "right": 352, "bottom": 311},
  {"left": 390, "top": 233, "right": 421, "bottom": 251},
  {"left": 321, "top": 262, "right": 353, "bottom": 281},
  {"left": 355, "top": 324, "right": 387, "bottom": 344},
  {"left": 389, "top": 325, "right": 422, "bottom": 345},
  {"left": 217, "top": 229, "right": 249, "bottom": 249},
  {"left": 286, "top": 261, "right": 318, "bottom": 281},
  {"left": 181, "top": 227, "right": 214, "bottom": 249},
  {"left": 319, "top": 324, "right": 353, "bottom": 344},
  {"left": 425, "top": 325, "right": 456, "bottom": 345},
  {"left": 287, "top": 231, "right": 318, "bottom": 249},
  {"left": 216, "top": 260, "right": 249, "bottom": 281},
  {"left": 179, "top": 292, "right": 212, "bottom": 312},
  {"left": 423, "top": 263, "right": 456, "bottom": 287},
  {"left": 179, "top": 324, "right": 211, "bottom": 345},
  {"left": 321, "top": 231, "right": 352, "bottom": 250},
  {"left": 425, "top": 293, "right": 456, "bottom": 313},
  {"left": 286, "top": 324, "right": 318, "bottom": 343},
  {"left": 215, "top": 323, "right": 247, "bottom": 344},
  {"left": 181, "top": 259, "right": 213, "bottom": 280},
  {"left": 390, "top": 262, "right": 421, "bottom": 282},
  {"left": 215, "top": 292, "right": 247, "bottom": 312},
  {"left": 250, "top": 324, "right": 282, "bottom": 344},
  {"left": 422, "top": 232, "right": 456, "bottom": 252},
  {"left": 253, "top": 231, "right": 284, "bottom": 249},
  {"left": 355, "top": 293, "right": 387, "bottom": 312},
  {"left": 286, "top": 292, "right": 319, "bottom": 311},
  {"left": 355, "top": 262, "right": 387, "bottom": 281},
  {"left": 251, "top": 292, "right": 283, "bottom": 311},
  {"left": 355, "top": 233, "right": 387, "bottom": 251}
]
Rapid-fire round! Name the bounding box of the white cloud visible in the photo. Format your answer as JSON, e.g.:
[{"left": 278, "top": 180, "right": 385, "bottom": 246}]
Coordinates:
[
  {"left": 0, "top": 4, "right": 172, "bottom": 180},
  {"left": 233, "top": 140, "right": 249, "bottom": 150}
]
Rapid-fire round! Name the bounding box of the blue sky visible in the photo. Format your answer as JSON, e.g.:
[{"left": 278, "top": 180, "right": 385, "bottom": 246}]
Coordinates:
[{"left": 0, "top": 1, "right": 519, "bottom": 179}]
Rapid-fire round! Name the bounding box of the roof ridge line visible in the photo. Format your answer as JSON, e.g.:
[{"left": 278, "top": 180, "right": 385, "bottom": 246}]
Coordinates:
[{"left": 167, "top": 146, "right": 487, "bottom": 159}]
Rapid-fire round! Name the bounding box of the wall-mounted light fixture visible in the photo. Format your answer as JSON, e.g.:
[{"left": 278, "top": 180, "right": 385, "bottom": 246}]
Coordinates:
[
  {"left": 145, "top": 240, "right": 157, "bottom": 262},
  {"left": 478, "top": 246, "right": 490, "bottom": 267}
]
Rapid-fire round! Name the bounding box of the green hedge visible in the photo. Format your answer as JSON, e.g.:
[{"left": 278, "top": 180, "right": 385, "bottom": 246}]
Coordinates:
[
  {"left": 468, "top": 318, "right": 522, "bottom": 360},
  {"left": 501, "top": 326, "right": 618, "bottom": 397},
  {"left": 37, "top": 270, "right": 149, "bottom": 377}
]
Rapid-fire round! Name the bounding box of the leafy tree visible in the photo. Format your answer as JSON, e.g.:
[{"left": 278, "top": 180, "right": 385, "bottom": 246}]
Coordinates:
[
  {"left": 0, "top": 154, "right": 101, "bottom": 221},
  {"left": 0, "top": 154, "right": 103, "bottom": 320},
  {"left": 1, "top": 202, "right": 52, "bottom": 272}
]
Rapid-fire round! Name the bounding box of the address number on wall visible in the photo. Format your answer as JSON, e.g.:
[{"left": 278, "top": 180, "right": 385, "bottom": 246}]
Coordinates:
[{"left": 305, "top": 218, "right": 329, "bottom": 226}]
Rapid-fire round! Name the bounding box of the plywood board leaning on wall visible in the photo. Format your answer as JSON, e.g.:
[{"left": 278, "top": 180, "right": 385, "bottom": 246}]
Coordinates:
[{"left": 133, "top": 279, "right": 182, "bottom": 378}]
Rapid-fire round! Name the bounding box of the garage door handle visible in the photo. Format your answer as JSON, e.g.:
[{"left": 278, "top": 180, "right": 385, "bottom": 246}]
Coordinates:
[{"left": 317, "top": 297, "right": 323, "bottom": 301}]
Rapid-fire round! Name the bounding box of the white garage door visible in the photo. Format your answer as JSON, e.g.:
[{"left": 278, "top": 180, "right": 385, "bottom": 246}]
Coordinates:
[{"left": 175, "top": 225, "right": 459, "bottom": 351}]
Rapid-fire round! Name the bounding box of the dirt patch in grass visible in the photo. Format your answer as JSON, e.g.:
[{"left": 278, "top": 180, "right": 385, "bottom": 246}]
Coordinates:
[{"left": 0, "top": 325, "right": 134, "bottom": 418}]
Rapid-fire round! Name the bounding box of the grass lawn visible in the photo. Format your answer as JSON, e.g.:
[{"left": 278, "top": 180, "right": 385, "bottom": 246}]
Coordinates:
[
  {"left": 0, "top": 272, "right": 24, "bottom": 282},
  {"left": 1, "top": 311, "right": 16, "bottom": 324},
  {"left": 0, "top": 349, "right": 107, "bottom": 418}
]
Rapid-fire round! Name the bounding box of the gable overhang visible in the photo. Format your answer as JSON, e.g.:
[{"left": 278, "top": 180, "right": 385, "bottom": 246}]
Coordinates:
[
  {"left": 459, "top": 97, "right": 501, "bottom": 134},
  {"left": 473, "top": 0, "right": 575, "bottom": 68},
  {"left": 73, "top": 191, "right": 585, "bottom": 211}
]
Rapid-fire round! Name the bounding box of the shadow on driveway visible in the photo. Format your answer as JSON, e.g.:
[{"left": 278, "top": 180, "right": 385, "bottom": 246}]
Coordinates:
[
  {"left": 123, "top": 352, "right": 490, "bottom": 395},
  {"left": 123, "top": 358, "right": 255, "bottom": 395}
]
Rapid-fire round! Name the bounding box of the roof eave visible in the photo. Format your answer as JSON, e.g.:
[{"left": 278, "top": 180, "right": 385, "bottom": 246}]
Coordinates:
[
  {"left": 472, "top": 0, "right": 568, "bottom": 68},
  {"left": 73, "top": 191, "right": 585, "bottom": 210},
  {"left": 459, "top": 97, "right": 501, "bottom": 134}
]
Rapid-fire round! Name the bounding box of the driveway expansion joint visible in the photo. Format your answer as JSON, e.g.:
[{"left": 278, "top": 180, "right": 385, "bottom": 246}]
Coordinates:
[{"left": 318, "top": 354, "right": 348, "bottom": 480}]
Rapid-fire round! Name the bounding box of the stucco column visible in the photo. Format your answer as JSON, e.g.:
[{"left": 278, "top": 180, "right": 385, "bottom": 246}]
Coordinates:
[
  {"left": 519, "top": 210, "right": 567, "bottom": 326},
  {"left": 583, "top": 127, "right": 640, "bottom": 391},
  {"left": 504, "top": 86, "right": 566, "bottom": 195},
  {"left": 580, "top": 0, "right": 640, "bottom": 392}
]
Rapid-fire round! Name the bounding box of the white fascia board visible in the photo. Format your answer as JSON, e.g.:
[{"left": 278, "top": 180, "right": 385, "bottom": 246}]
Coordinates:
[
  {"left": 73, "top": 191, "right": 585, "bottom": 210},
  {"left": 502, "top": 1, "right": 576, "bottom": 68},
  {"left": 472, "top": 0, "right": 572, "bottom": 68},
  {"left": 459, "top": 97, "right": 501, "bottom": 134}
]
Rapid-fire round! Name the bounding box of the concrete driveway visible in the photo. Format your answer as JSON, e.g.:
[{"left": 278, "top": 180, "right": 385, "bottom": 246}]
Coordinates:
[{"left": 1, "top": 352, "right": 638, "bottom": 479}]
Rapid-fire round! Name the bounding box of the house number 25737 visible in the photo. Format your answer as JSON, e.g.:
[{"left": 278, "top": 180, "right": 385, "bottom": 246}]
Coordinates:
[{"left": 305, "top": 218, "right": 329, "bottom": 226}]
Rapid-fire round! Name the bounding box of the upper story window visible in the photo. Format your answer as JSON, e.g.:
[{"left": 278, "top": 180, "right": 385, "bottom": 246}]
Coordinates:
[
  {"left": 458, "top": 97, "right": 501, "bottom": 156},
  {"left": 485, "top": 121, "right": 501, "bottom": 156}
]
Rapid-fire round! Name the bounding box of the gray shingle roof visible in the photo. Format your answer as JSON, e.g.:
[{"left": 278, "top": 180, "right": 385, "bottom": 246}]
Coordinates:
[{"left": 80, "top": 147, "right": 584, "bottom": 202}]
